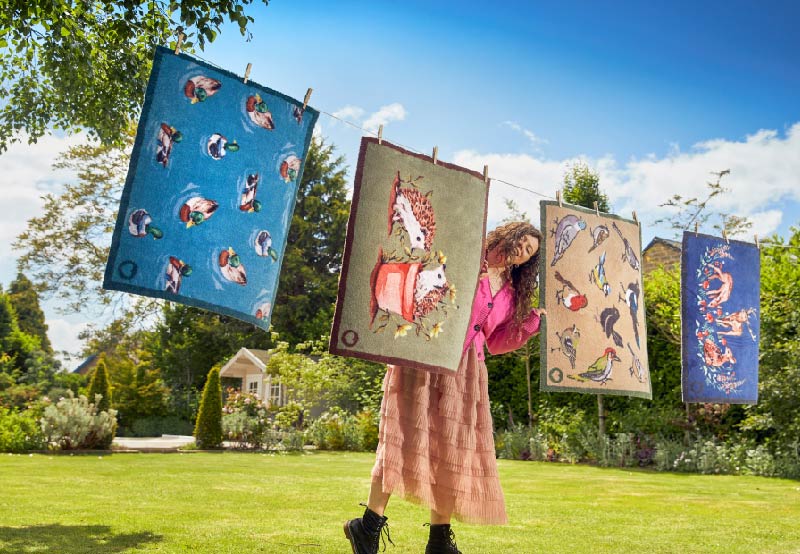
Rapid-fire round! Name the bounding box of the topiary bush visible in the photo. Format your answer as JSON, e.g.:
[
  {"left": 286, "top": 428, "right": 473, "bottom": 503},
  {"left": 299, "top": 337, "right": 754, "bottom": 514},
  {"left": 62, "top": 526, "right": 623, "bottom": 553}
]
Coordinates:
[
  {"left": 194, "top": 366, "right": 222, "bottom": 449},
  {"left": 86, "top": 360, "right": 112, "bottom": 413},
  {"left": 40, "top": 392, "right": 117, "bottom": 450}
]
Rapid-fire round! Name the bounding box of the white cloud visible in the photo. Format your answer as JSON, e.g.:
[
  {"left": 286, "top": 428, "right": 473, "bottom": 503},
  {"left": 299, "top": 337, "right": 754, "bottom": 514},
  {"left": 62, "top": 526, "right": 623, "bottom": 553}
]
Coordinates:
[
  {"left": 503, "top": 121, "right": 548, "bottom": 150},
  {"left": 362, "top": 103, "right": 407, "bottom": 133},
  {"left": 0, "top": 133, "right": 87, "bottom": 285},
  {"left": 454, "top": 123, "right": 800, "bottom": 237},
  {"left": 47, "top": 317, "right": 89, "bottom": 364},
  {"left": 331, "top": 105, "right": 366, "bottom": 122}
]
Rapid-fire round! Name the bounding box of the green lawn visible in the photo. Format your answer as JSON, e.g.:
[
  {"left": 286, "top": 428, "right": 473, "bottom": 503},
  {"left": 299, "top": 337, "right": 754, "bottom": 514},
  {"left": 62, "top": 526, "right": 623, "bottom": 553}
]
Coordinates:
[{"left": 0, "top": 452, "right": 798, "bottom": 554}]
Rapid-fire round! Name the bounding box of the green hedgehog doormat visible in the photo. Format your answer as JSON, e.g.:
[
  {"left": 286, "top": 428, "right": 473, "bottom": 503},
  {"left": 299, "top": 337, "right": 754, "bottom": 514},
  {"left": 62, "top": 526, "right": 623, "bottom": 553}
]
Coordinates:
[
  {"left": 540, "top": 201, "right": 651, "bottom": 399},
  {"left": 103, "top": 47, "right": 318, "bottom": 329},
  {"left": 330, "top": 138, "right": 489, "bottom": 372}
]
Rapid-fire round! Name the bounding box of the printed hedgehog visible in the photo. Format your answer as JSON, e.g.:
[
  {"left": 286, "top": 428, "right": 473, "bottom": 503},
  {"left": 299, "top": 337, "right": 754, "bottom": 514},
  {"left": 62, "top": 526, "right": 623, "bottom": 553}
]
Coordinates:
[{"left": 388, "top": 171, "right": 436, "bottom": 252}]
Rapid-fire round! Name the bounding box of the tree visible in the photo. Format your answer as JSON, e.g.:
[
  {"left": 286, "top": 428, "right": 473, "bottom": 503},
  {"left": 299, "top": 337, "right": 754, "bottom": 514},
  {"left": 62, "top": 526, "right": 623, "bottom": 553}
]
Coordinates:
[
  {"left": 194, "top": 366, "right": 223, "bottom": 449},
  {"left": 87, "top": 359, "right": 113, "bottom": 412},
  {"left": 655, "top": 170, "right": 753, "bottom": 238},
  {"left": 0, "top": 0, "right": 270, "bottom": 153},
  {"left": 271, "top": 137, "right": 351, "bottom": 344},
  {"left": 562, "top": 162, "right": 610, "bottom": 212},
  {"left": 8, "top": 273, "right": 52, "bottom": 354}
]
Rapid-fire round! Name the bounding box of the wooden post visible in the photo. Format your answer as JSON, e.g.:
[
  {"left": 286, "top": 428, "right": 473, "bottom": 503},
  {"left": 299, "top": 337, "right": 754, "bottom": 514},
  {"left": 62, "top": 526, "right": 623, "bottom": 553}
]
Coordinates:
[
  {"left": 525, "top": 342, "right": 533, "bottom": 430},
  {"left": 598, "top": 394, "right": 605, "bottom": 436}
]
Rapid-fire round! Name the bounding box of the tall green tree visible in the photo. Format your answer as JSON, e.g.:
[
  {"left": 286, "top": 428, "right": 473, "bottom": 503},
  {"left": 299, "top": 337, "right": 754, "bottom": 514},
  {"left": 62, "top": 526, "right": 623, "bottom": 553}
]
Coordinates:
[
  {"left": 271, "top": 136, "right": 350, "bottom": 344},
  {"left": 562, "top": 161, "right": 610, "bottom": 212},
  {"left": 8, "top": 273, "right": 52, "bottom": 354},
  {"left": 0, "top": 0, "right": 270, "bottom": 153},
  {"left": 194, "top": 366, "right": 223, "bottom": 449},
  {"left": 87, "top": 359, "right": 113, "bottom": 412}
]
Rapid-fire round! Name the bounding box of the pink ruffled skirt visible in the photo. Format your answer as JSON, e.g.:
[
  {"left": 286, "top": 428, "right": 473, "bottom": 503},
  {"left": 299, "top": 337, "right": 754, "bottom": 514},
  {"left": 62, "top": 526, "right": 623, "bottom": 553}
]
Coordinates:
[{"left": 370, "top": 344, "right": 507, "bottom": 525}]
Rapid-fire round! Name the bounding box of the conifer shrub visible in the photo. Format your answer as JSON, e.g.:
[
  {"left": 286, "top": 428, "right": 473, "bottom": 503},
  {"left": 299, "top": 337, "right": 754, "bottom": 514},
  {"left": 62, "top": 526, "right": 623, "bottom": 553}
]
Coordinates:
[{"left": 194, "top": 367, "right": 223, "bottom": 449}]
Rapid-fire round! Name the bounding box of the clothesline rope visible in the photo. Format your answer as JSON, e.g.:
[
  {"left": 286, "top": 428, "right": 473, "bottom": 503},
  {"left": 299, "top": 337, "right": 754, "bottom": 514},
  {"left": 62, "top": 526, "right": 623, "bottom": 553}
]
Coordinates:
[{"left": 187, "top": 50, "right": 798, "bottom": 248}]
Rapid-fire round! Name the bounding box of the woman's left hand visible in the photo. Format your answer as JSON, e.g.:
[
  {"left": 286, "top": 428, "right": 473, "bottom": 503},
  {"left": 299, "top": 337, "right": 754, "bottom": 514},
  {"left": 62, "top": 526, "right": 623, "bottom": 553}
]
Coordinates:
[{"left": 533, "top": 308, "right": 547, "bottom": 317}]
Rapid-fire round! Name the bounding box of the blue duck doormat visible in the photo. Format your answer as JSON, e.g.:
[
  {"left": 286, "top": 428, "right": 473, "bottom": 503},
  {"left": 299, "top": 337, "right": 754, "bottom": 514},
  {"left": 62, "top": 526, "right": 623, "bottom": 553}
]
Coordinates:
[
  {"left": 103, "top": 47, "right": 318, "bottom": 330},
  {"left": 681, "top": 232, "right": 760, "bottom": 404}
]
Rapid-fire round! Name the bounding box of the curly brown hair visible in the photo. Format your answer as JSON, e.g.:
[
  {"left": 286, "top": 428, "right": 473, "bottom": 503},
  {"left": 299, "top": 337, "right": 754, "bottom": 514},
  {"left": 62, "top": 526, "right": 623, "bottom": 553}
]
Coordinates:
[{"left": 485, "top": 221, "right": 543, "bottom": 326}]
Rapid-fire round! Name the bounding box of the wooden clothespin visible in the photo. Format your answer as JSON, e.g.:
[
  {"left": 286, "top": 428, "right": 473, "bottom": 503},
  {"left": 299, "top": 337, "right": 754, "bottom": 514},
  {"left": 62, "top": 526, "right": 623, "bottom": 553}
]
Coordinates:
[
  {"left": 243, "top": 63, "right": 252, "bottom": 84},
  {"left": 722, "top": 229, "right": 729, "bottom": 244},
  {"left": 302, "top": 88, "right": 313, "bottom": 111},
  {"left": 593, "top": 201, "right": 600, "bottom": 216},
  {"left": 377, "top": 124, "right": 383, "bottom": 145},
  {"left": 174, "top": 32, "right": 185, "bottom": 55},
  {"left": 432, "top": 146, "right": 438, "bottom": 165},
  {"left": 483, "top": 165, "right": 490, "bottom": 184},
  {"left": 556, "top": 190, "right": 562, "bottom": 207},
  {"left": 632, "top": 211, "right": 639, "bottom": 224},
  {"left": 694, "top": 221, "right": 699, "bottom": 237},
  {"left": 755, "top": 234, "right": 760, "bottom": 249}
]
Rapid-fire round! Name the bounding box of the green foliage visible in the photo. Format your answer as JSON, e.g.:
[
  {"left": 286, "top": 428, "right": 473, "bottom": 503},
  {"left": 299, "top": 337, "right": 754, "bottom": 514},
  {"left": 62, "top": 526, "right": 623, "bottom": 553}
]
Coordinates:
[
  {"left": 13, "top": 137, "right": 138, "bottom": 313},
  {"left": 40, "top": 391, "right": 118, "bottom": 450},
  {"left": 0, "top": 406, "right": 46, "bottom": 452},
  {"left": 740, "top": 227, "right": 800, "bottom": 446},
  {"left": 272, "top": 137, "right": 350, "bottom": 344},
  {"left": 86, "top": 360, "right": 112, "bottom": 413},
  {"left": 8, "top": 273, "right": 52, "bottom": 354},
  {"left": 305, "top": 408, "right": 363, "bottom": 451},
  {"left": 0, "top": 0, "right": 270, "bottom": 152},
  {"left": 194, "top": 366, "right": 223, "bottom": 449},
  {"left": 562, "top": 161, "right": 610, "bottom": 211},
  {"left": 655, "top": 171, "right": 752, "bottom": 238}
]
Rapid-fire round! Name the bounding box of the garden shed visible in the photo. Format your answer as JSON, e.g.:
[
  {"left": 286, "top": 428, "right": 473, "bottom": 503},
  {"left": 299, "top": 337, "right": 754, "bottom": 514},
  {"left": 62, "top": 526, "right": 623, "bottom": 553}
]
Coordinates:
[{"left": 218, "top": 348, "right": 286, "bottom": 407}]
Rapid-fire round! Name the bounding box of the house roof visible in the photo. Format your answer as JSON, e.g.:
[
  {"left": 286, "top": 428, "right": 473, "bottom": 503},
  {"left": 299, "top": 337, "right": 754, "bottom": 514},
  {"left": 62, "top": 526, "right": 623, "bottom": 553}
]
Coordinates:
[
  {"left": 72, "top": 353, "right": 99, "bottom": 375},
  {"left": 643, "top": 236, "right": 681, "bottom": 253},
  {"left": 219, "top": 348, "right": 271, "bottom": 378}
]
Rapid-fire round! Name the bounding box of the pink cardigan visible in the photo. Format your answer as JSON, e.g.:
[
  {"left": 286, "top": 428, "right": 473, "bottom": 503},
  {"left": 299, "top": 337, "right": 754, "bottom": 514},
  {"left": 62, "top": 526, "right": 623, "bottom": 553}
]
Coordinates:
[{"left": 462, "top": 276, "right": 541, "bottom": 361}]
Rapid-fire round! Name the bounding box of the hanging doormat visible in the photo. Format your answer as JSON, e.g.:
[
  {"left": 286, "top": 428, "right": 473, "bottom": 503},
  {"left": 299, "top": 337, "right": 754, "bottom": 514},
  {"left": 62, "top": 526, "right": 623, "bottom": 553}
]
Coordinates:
[
  {"left": 539, "top": 201, "right": 651, "bottom": 399},
  {"left": 103, "top": 47, "right": 318, "bottom": 330},
  {"left": 330, "top": 138, "right": 488, "bottom": 373},
  {"left": 681, "top": 232, "right": 760, "bottom": 404}
]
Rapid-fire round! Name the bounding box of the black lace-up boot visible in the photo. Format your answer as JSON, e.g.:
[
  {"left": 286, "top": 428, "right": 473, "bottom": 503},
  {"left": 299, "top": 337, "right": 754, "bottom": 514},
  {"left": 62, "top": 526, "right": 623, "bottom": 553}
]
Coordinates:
[
  {"left": 425, "top": 523, "right": 462, "bottom": 554},
  {"left": 344, "top": 503, "right": 394, "bottom": 554}
]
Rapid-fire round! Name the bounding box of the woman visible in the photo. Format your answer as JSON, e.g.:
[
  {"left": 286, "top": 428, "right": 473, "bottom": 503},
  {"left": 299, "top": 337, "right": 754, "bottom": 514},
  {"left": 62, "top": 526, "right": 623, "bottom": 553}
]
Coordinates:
[{"left": 344, "top": 221, "right": 545, "bottom": 554}]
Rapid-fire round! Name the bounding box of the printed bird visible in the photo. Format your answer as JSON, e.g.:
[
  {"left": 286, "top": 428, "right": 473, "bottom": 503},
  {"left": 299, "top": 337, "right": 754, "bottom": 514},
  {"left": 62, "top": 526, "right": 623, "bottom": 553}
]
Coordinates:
[
  {"left": 255, "top": 230, "right": 278, "bottom": 260},
  {"left": 555, "top": 271, "right": 588, "bottom": 311},
  {"left": 388, "top": 172, "right": 436, "bottom": 252},
  {"left": 551, "top": 324, "right": 580, "bottom": 370},
  {"left": 184, "top": 76, "right": 221, "bottom": 104},
  {"left": 219, "top": 247, "right": 247, "bottom": 285},
  {"left": 245, "top": 94, "right": 275, "bottom": 130},
  {"left": 619, "top": 280, "right": 641, "bottom": 348},
  {"left": 627, "top": 342, "right": 646, "bottom": 383},
  {"left": 588, "top": 224, "right": 609, "bottom": 253},
  {"left": 179, "top": 197, "right": 219, "bottom": 228},
  {"left": 239, "top": 173, "right": 262, "bottom": 212},
  {"left": 612, "top": 222, "right": 641, "bottom": 272},
  {"left": 573, "top": 347, "right": 621, "bottom": 385},
  {"left": 128, "top": 209, "right": 163, "bottom": 239},
  {"left": 255, "top": 302, "right": 271, "bottom": 321},
  {"left": 165, "top": 256, "right": 192, "bottom": 294},
  {"left": 550, "top": 214, "right": 587, "bottom": 266},
  {"left": 279, "top": 155, "right": 302, "bottom": 183},
  {"left": 156, "top": 123, "right": 182, "bottom": 167},
  {"left": 207, "top": 133, "right": 239, "bottom": 159},
  {"left": 598, "top": 306, "right": 624, "bottom": 348},
  {"left": 589, "top": 251, "right": 612, "bottom": 296}
]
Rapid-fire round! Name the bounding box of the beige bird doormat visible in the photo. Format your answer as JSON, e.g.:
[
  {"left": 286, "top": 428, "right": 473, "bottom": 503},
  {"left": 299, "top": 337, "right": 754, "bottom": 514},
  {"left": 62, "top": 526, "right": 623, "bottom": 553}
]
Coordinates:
[
  {"left": 330, "top": 137, "right": 489, "bottom": 373},
  {"left": 539, "top": 201, "right": 651, "bottom": 398}
]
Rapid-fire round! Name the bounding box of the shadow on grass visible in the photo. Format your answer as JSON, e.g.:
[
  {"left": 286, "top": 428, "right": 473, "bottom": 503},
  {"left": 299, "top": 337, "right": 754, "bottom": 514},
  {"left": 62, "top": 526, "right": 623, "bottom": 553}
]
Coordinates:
[{"left": 0, "top": 524, "right": 162, "bottom": 553}]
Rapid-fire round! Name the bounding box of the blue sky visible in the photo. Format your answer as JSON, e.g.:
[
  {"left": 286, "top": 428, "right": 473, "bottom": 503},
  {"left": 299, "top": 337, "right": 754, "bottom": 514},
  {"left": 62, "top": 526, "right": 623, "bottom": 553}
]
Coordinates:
[{"left": 1, "top": 0, "right": 798, "bottom": 359}]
